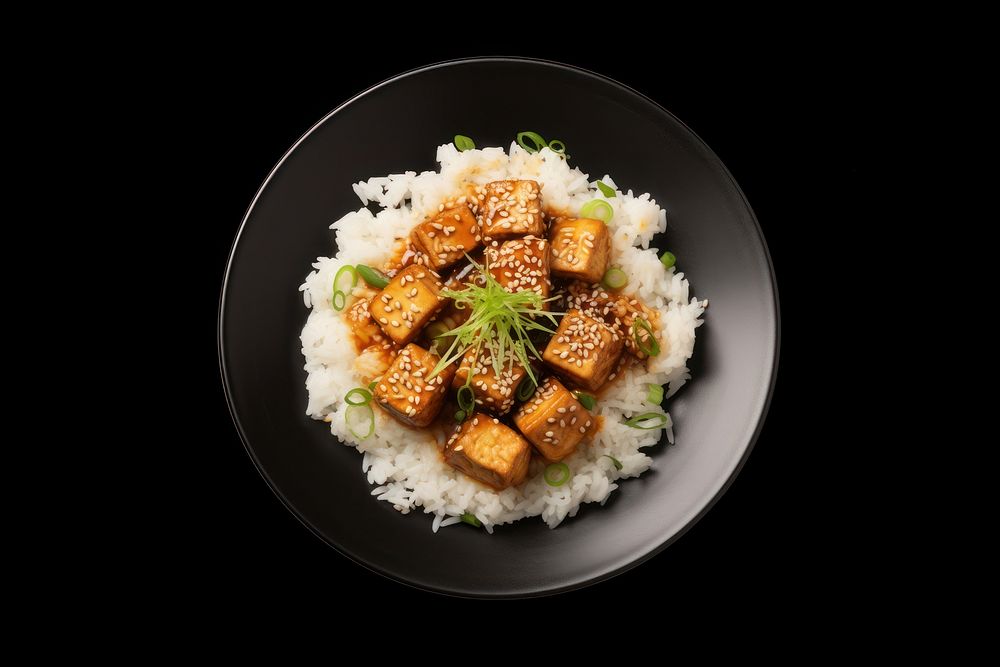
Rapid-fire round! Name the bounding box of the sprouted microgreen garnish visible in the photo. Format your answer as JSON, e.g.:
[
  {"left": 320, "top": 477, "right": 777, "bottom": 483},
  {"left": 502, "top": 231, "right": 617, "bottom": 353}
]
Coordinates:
[{"left": 427, "top": 255, "right": 561, "bottom": 386}]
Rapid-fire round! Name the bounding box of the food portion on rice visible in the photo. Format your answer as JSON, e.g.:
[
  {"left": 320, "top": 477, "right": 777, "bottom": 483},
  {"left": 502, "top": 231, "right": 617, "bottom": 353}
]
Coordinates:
[{"left": 300, "top": 134, "right": 707, "bottom": 532}]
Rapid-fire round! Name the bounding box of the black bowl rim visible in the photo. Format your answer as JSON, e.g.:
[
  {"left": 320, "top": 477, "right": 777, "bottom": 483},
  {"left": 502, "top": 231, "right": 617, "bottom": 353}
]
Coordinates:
[{"left": 218, "top": 56, "right": 781, "bottom": 598}]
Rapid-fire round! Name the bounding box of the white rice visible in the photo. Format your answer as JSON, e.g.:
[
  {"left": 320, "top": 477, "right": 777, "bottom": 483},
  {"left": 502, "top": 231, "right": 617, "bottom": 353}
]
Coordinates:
[{"left": 299, "top": 143, "right": 707, "bottom": 531}]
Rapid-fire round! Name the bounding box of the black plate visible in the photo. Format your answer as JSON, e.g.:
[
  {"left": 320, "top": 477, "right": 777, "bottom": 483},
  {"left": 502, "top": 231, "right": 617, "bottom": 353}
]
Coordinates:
[{"left": 219, "top": 58, "right": 779, "bottom": 597}]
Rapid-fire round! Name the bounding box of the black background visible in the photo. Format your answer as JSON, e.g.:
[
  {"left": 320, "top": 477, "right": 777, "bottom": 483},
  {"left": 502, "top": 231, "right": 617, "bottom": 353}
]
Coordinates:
[{"left": 188, "top": 51, "right": 862, "bottom": 601}]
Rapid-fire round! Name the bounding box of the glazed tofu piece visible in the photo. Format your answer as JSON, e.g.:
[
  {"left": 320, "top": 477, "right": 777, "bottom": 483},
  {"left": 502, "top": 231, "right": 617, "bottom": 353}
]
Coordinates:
[
  {"left": 346, "top": 297, "right": 388, "bottom": 349},
  {"left": 542, "top": 309, "right": 624, "bottom": 391},
  {"left": 372, "top": 344, "right": 456, "bottom": 427},
  {"left": 452, "top": 346, "right": 529, "bottom": 415},
  {"left": 475, "top": 180, "right": 544, "bottom": 241},
  {"left": 565, "top": 282, "right": 661, "bottom": 360},
  {"left": 372, "top": 264, "right": 446, "bottom": 346},
  {"left": 486, "top": 236, "right": 551, "bottom": 306},
  {"left": 514, "top": 377, "right": 593, "bottom": 461},
  {"left": 410, "top": 204, "right": 482, "bottom": 271},
  {"left": 444, "top": 412, "right": 532, "bottom": 489},
  {"left": 549, "top": 217, "right": 612, "bottom": 284}
]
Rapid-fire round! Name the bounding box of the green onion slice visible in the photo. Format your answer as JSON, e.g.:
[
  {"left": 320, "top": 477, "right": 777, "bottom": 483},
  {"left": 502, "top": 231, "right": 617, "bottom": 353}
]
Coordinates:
[
  {"left": 516, "top": 131, "right": 547, "bottom": 153},
  {"left": 356, "top": 264, "right": 389, "bottom": 289},
  {"left": 345, "top": 387, "right": 373, "bottom": 406},
  {"left": 516, "top": 377, "right": 536, "bottom": 402},
  {"left": 454, "top": 135, "right": 476, "bottom": 151},
  {"left": 632, "top": 317, "right": 660, "bottom": 356},
  {"left": 460, "top": 512, "right": 482, "bottom": 527},
  {"left": 548, "top": 139, "right": 567, "bottom": 154},
  {"left": 601, "top": 267, "right": 628, "bottom": 290},
  {"left": 624, "top": 412, "right": 669, "bottom": 430},
  {"left": 332, "top": 291, "right": 346, "bottom": 311},
  {"left": 603, "top": 455, "right": 623, "bottom": 471},
  {"left": 454, "top": 409, "right": 466, "bottom": 423},
  {"left": 544, "top": 462, "right": 572, "bottom": 487},
  {"left": 573, "top": 391, "right": 597, "bottom": 410},
  {"left": 331, "top": 265, "right": 358, "bottom": 311},
  {"left": 646, "top": 383, "right": 664, "bottom": 404},
  {"left": 345, "top": 403, "right": 375, "bottom": 439},
  {"left": 368, "top": 380, "right": 378, "bottom": 392},
  {"left": 596, "top": 180, "right": 616, "bottom": 198},
  {"left": 457, "top": 385, "right": 475, "bottom": 413},
  {"left": 660, "top": 251, "right": 676, "bottom": 269},
  {"left": 580, "top": 199, "right": 613, "bottom": 223}
]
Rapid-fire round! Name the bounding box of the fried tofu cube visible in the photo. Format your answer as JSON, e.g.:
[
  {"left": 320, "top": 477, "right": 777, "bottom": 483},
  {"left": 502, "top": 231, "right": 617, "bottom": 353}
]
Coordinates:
[
  {"left": 444, "top": 412, "right": 531, "bottom": 489},
  {"left": 373, "top": 344, "right": 455, "bottom": 427},
  {"left": 372, "top": 265, "right": 446, "bottom": 346},
  {"left": 346, "top": 297, "right": 391, "bottom": 349},
  {"left": 452, "top": 347, "right": 529, "bottom": 415},
  {"left": 475, "top": 180, "right": 544, "bottom": 240},
  {"left": 564, "top": 281, "right": 661, "bottom": 360},
  {"left": 514, "top": 377, "right": 593, "bottom": 461},
  {"left": 410, "top": 205, "right": 482, "bottom": 270},
  {"left": 486, "top": 236, "right": 551, "bottom": 307},
  {"left": 549, "top": 217, "right": 612, "bottom": 283},
  {"left": 542, "top": 309, "right": 624, "bottom": 391}
]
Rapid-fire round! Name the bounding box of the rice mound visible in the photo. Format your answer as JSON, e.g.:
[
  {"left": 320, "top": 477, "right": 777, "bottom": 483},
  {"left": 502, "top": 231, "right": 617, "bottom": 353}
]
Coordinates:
[{"left": 299, "top": 143, "right": 706, "bottom": 532}]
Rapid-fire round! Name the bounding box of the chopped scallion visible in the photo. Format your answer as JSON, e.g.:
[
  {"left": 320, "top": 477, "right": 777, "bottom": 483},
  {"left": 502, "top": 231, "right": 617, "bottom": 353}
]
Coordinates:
[
  {"left": 632, "top": 317, "right": 660, "bottom": 356},
  {"left": 548, "top": 139, "right": 567, "bottom": 155},
  {"left": 516, "top": 377, "right": 536, "bottom": 402},
  {"left": 345, "top": 403, "right": 375, "bottom": 439},
  {"left": 516, "top": 131, "right": 548, "bottom": 153},
  {"left": 543, "top": 462, "right": 571, "bottom": 487},
  {"left": 454, "top": 410, "right": 466, "bottom": 423},
  {"left": 660, "top": 251, "right": 676, "bottom": 269},
  {"left": 623, "top": 412, "right": 669, "bottom": 430},
  {"left": 601, "top": 267, "right": 628, "bottom": 290},
  {"left": 345, "top": 387, "right": 372, "bottom": 406},
  {"left": 331, "top": 265, "right": 358, "bottom": 311},
  {"left": 454, "top": 135, "right": 476, "bottom": 151},
  {"left": 332, "top": 291, "right": 346, "bottom": 311},
  {"left": 596, "top": 180, "right": 616, "bottom": 198},
  {"left": 460, "top": 512, "right": 482, "bottom": 527},
  {"left": 580, "top": 199, "right": 613, "bottom": 223},
  {"left": 603, "top": 455, "right": 623, "bottom": 471},
  {"left": 573, "top": 391, "right": 597, "bottom": 410},
  {"left": 356, "top": 264, "right": 389, "bottom": 289},
  {"left": 456, "top": 385, "right": 475, "bottom": 413},
  {"left": 646, "top": 383, "right": 663, "bottom": 404},
  {"left": 368, "top": 380, "right": 377, "bottom": 392}
]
